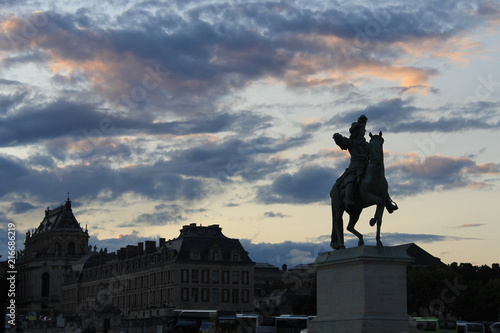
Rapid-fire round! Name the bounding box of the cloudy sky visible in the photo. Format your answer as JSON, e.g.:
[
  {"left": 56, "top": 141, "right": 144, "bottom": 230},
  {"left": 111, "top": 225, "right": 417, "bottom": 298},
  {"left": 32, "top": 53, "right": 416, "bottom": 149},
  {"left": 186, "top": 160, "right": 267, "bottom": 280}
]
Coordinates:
[{"left": 1, "top": 0, "right": 499, "bottom": 267}]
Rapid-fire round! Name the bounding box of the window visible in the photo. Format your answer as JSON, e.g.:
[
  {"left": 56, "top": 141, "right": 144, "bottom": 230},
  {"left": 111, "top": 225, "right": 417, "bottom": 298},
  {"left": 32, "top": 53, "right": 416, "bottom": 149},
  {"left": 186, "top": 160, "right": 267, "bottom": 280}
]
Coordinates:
[
  {"left": 181, "top": 288, "right": 189, "bottom": 301},
  {"left": 212, "top": 288, "right": 220, "bottom": 303},
  {"left": 54, "top": 242, "right": 61, "bottom": 255},
  {"left": 231, "top": 251, "right": 241, "bottom": 262},
  {"left": 212, "top": 270, "right": 219, "bottom": 284},
  {"left": 231, "top": 289, "right": 239, "bottom": 304},
  {"left": 231, "top": 271, "right": 239, "bottom": 284},
  {"left": 222, "top": 271, "right": 230, "bottom": 284},
  {"left": 191, "top": 288, "right": 199, "bottom": 302},
  {"left": 190, "top": 249, "right": 201, "bottom": 260},
  {"left": 202, "top": 270, "right": 209, "bottom": 283},
  {"left": 201, "top": 288, "right": 209, "bottom": 302},
  {"left": 181, "top": 269, "right": 189, "bottom": 283},
  {"left": 242, "top": 271, "right": 249, "bottom": 285},
  {"left": 67, "top": 242, "right": 75, "bottom": 255},
  {"left": 242, "top": 289, "right": 249, "bottom": 303},
  {"left": 221, "top": 289, "right": 230, "bottom": 303},
  {"left": 210, "top": 247, "right": 222, "bottom": 261},
  {"left": 41, "top": 272, "right": 50, "bottom": 297},
  {"left": 192, "top": 270, "right": 199, "bottom": 283}
]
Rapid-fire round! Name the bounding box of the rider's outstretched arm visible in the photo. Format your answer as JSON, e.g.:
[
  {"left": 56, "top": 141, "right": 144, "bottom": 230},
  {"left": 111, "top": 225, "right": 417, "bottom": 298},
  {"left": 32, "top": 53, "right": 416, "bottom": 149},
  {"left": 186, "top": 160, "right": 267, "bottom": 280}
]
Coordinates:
[{"left": 333, "top": 133, "right": 351, "bottom": 150}]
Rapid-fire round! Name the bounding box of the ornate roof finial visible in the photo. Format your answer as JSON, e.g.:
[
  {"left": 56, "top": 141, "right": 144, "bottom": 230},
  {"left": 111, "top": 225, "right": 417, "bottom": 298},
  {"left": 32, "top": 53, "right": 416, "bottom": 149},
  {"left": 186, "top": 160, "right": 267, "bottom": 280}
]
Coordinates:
[{"left": 65, "top": 191, "right": 72, "bottom": 209}]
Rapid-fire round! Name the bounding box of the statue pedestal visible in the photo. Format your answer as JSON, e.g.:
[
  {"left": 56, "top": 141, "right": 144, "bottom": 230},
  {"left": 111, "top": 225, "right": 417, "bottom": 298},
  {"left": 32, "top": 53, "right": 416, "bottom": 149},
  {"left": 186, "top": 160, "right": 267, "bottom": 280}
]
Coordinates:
[{"left": 309, "top": 246, "right": 416, "bottom": 333}]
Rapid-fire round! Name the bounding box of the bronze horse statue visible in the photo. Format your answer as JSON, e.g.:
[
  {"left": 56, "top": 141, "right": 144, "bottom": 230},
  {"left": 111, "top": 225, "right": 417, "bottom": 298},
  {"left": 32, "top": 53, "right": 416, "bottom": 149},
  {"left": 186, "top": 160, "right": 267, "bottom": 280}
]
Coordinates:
[{"left": 330, "top": 131, "right": 390, "bottom": 249}]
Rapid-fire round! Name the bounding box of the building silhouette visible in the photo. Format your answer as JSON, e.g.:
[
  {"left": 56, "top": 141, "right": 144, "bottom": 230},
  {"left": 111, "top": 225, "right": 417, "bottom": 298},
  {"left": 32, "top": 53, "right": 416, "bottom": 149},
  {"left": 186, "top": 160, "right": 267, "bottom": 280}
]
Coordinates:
[
  {"left": 17, "top": 197, "right": 90, "bottom": 316},
  {"left": 59, "top": 223, "right": 255, "bottom": 331}
]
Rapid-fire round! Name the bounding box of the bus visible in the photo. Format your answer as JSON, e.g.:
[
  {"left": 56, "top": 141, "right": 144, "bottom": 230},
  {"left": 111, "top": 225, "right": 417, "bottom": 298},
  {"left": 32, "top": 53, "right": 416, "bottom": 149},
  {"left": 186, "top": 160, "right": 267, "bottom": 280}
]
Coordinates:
[
  {"left": 414, "top": 317, "right": 457, "bottom": 333},
  {"left": 236, "top": 314, "right": 276, "bottom": 333},
  {"left": 457, "top": 322, "right": 485, "bottom": 333},
  {"left": 275, "top": 315, "right": 310, "bottom": 333},
  {"left": 173, "top": 309, "right": 237, "bottom": 333}
]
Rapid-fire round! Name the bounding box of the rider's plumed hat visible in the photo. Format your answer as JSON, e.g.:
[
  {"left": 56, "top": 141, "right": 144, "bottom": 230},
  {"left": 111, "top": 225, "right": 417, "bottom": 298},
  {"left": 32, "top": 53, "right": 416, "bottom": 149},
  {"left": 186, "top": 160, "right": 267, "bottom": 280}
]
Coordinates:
[{"left": 349, "top": 114, "right": 368, "bottom": 134}]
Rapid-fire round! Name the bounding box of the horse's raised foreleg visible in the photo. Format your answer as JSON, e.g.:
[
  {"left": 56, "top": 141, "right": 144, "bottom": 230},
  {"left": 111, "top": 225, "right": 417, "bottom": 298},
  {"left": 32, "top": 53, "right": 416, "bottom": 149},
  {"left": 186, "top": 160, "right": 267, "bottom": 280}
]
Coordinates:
[
  {"left": 346, "top": 209, "right": 363, "bottom": 246},
  {"left": 362, "top": 192, "right": 384, "bottom": 227}
]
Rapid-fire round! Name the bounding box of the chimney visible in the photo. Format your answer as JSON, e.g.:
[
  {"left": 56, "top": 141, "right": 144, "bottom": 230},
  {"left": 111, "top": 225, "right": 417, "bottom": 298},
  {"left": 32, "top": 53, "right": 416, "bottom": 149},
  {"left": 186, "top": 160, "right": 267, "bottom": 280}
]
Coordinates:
[
  {"left": 118, "top": 247, "right": 127, "bottom": 260},
  {"left": 159, "top": 238, "right": 166, "bottom": 248},
  {"left": 282, "top": 264, "right": 288, "bottom": 272},
  {"left": 126, "top": 245, "right": 138, "bottom": 259},
  {"left": 145, "top": 240, "right": 156, "bottom": 254},
  {"left": 138, "top": 242, "right": 144, "bottom": 255}
]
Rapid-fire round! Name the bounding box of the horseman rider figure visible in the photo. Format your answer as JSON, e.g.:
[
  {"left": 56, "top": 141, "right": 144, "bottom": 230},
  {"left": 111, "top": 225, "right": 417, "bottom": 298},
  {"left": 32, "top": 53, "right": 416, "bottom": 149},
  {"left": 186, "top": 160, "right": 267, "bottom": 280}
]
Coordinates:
[{"left": 332, "top": 114, "right": 398, "bottom": 214}]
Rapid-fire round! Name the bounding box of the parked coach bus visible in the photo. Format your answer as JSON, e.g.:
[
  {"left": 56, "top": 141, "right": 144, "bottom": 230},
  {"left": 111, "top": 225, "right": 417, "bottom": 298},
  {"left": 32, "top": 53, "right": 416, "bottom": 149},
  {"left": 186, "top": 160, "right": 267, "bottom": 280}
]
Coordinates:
[
  {"left": 457, "top": 321, "right": 485, "bottom": 333},
  {"left": 414, "top": 317, "right": 457, "bottom": 333},
  {"left": 275, "top": 315, "right": 310, "bottom": 333},
  {"left": 236, "top": 314, "right": 276, "bottom": 333},
  {"left": 173, "top": 309, "right": 237, "bottom": 333}
]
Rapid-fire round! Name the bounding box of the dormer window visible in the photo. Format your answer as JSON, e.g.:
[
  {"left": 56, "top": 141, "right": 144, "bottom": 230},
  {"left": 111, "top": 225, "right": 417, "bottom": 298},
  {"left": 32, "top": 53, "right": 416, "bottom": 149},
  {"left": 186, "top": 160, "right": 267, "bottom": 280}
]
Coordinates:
[
  {"left": 230, "top": 250, "right": 241, "bottom": 262},
  {"left": 190, "top": 249, "right": 201, "bottom": 260},
  {"left": 210, "top": 247, "right": 222, "bottom": 261}
]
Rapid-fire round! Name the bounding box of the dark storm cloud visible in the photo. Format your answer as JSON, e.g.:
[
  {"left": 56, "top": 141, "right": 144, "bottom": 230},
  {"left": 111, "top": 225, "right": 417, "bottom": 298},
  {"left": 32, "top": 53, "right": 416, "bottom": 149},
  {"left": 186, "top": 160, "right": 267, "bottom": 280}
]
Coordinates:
[
  {"left": 161, "top": 131, "right": 312, "bottom": 182},
  {"left": 388, "top": 155, "right": 499, "bottom": 196},
  {"left": 0, "top": 153, "right": 206, "bottom": 203},
  {"left": 256, "top": 166, "right": 338, "bottom": 204},
  {"left": 0, "top": 0, "right": 499, "bottom": 212},
  {"left": 0, "top": 78, "right": 22, "bottom": 86},
  {"left": 255, "top": 151, "right": 499, "bottom": 205},
  {"left": 120, "top": 211, "right": 187, "bottom": 227},
  {"left": 8, "top": 201, "right": 36, "bottom": 214},
  {"left": 0, "top": 51, "right": 49, "bottom": 68},
  {"left": 0, "top": 96, "right": 272, "bottom": 148},
  {"left": 328, "top": 98, "right": 500, "bottom": 134},
  {"left": 0, "top": 91, "right": 28, "bottom": 113},
  {"left": 2, "top": 1, "right": 497, "bottom": 115},
  {"left": 0, "top": 100, "right": 127, "bottom": 147}
]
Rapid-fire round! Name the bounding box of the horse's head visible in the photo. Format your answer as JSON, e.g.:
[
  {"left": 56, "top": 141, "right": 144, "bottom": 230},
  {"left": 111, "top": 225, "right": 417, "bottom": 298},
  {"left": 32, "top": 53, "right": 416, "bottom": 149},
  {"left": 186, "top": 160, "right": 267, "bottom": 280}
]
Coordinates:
[
  {"left": 369, "top": 131, "right": 384, "bottom": 143},
  {"left": 368, "top": 131, "right": 384, "bottom": 163}
]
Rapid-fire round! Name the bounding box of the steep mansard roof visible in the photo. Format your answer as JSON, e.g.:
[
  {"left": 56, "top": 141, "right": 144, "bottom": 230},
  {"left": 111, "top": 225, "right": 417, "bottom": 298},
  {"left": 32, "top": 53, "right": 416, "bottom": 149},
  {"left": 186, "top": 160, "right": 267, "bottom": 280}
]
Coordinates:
[
  {"left": 166, "top": 223, "right": 254, "bottom": 264},
  {"left": 36, "top": 198, "right": 84, "bottom": 233}
]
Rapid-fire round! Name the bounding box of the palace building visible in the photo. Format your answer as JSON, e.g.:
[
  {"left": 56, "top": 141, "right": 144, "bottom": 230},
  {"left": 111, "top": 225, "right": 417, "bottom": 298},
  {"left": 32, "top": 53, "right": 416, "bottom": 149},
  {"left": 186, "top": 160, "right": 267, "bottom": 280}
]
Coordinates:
[
  {"left": 59, "top": 223, "right": 255, "bottom": 330},
  {"left": 17, "top": 197, "right": 91, "bottom": 315}
]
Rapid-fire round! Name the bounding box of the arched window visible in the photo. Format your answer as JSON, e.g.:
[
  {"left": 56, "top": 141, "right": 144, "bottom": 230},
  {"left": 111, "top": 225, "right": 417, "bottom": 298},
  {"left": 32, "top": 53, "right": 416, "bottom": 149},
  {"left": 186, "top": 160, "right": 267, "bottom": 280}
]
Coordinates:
[
  {"left": 42, "top": 272, "right": 50, "bottom": 297},
  {"left": 67, "top": 242, "right": 75, "bottom": 255},
  {"left": 54, "top": 242, "right": 62, "bottom": 255}
]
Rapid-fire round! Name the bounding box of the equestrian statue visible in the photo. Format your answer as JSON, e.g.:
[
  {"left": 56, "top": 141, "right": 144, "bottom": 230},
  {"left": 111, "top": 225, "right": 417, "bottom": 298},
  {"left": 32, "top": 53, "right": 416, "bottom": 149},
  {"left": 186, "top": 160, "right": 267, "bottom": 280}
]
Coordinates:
[{"left": 330, "top": 114, "right": 398, "bottom": 250}]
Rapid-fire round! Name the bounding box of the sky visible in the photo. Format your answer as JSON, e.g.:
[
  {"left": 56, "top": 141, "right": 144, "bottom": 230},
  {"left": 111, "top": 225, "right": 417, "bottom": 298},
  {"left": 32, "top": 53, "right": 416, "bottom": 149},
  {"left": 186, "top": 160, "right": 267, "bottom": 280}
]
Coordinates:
[{"left": 1, "top": 0, "right": 499, "bottom": 267}]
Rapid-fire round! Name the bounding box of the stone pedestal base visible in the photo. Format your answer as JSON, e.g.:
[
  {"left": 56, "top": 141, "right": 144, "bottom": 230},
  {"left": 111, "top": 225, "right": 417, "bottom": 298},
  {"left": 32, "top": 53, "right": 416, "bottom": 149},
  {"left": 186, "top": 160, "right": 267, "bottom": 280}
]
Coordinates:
[{"left": 309, "top": 246, "right": 416, "bottom": 333}]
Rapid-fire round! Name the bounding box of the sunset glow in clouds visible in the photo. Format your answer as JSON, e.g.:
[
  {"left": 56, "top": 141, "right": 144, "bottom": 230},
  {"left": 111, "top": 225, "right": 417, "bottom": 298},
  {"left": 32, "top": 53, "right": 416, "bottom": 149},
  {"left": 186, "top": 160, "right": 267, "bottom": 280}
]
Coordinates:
[{"left": 1, "top": 0, "right": 500, "bottom": 267}]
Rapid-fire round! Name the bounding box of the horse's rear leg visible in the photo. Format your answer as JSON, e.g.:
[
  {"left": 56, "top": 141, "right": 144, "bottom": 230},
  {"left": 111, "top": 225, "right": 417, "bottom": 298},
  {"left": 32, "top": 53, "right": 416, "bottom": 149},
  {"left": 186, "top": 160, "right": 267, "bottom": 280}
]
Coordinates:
[
  {"left": 331, "top": 198, "right": 345, "bottom": 249},
  {"left": 376, "top": 218, "right": 383, "bottom": 247},
  {"left": 346, "top": 210, "right": 363, "bottom": 246}
]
